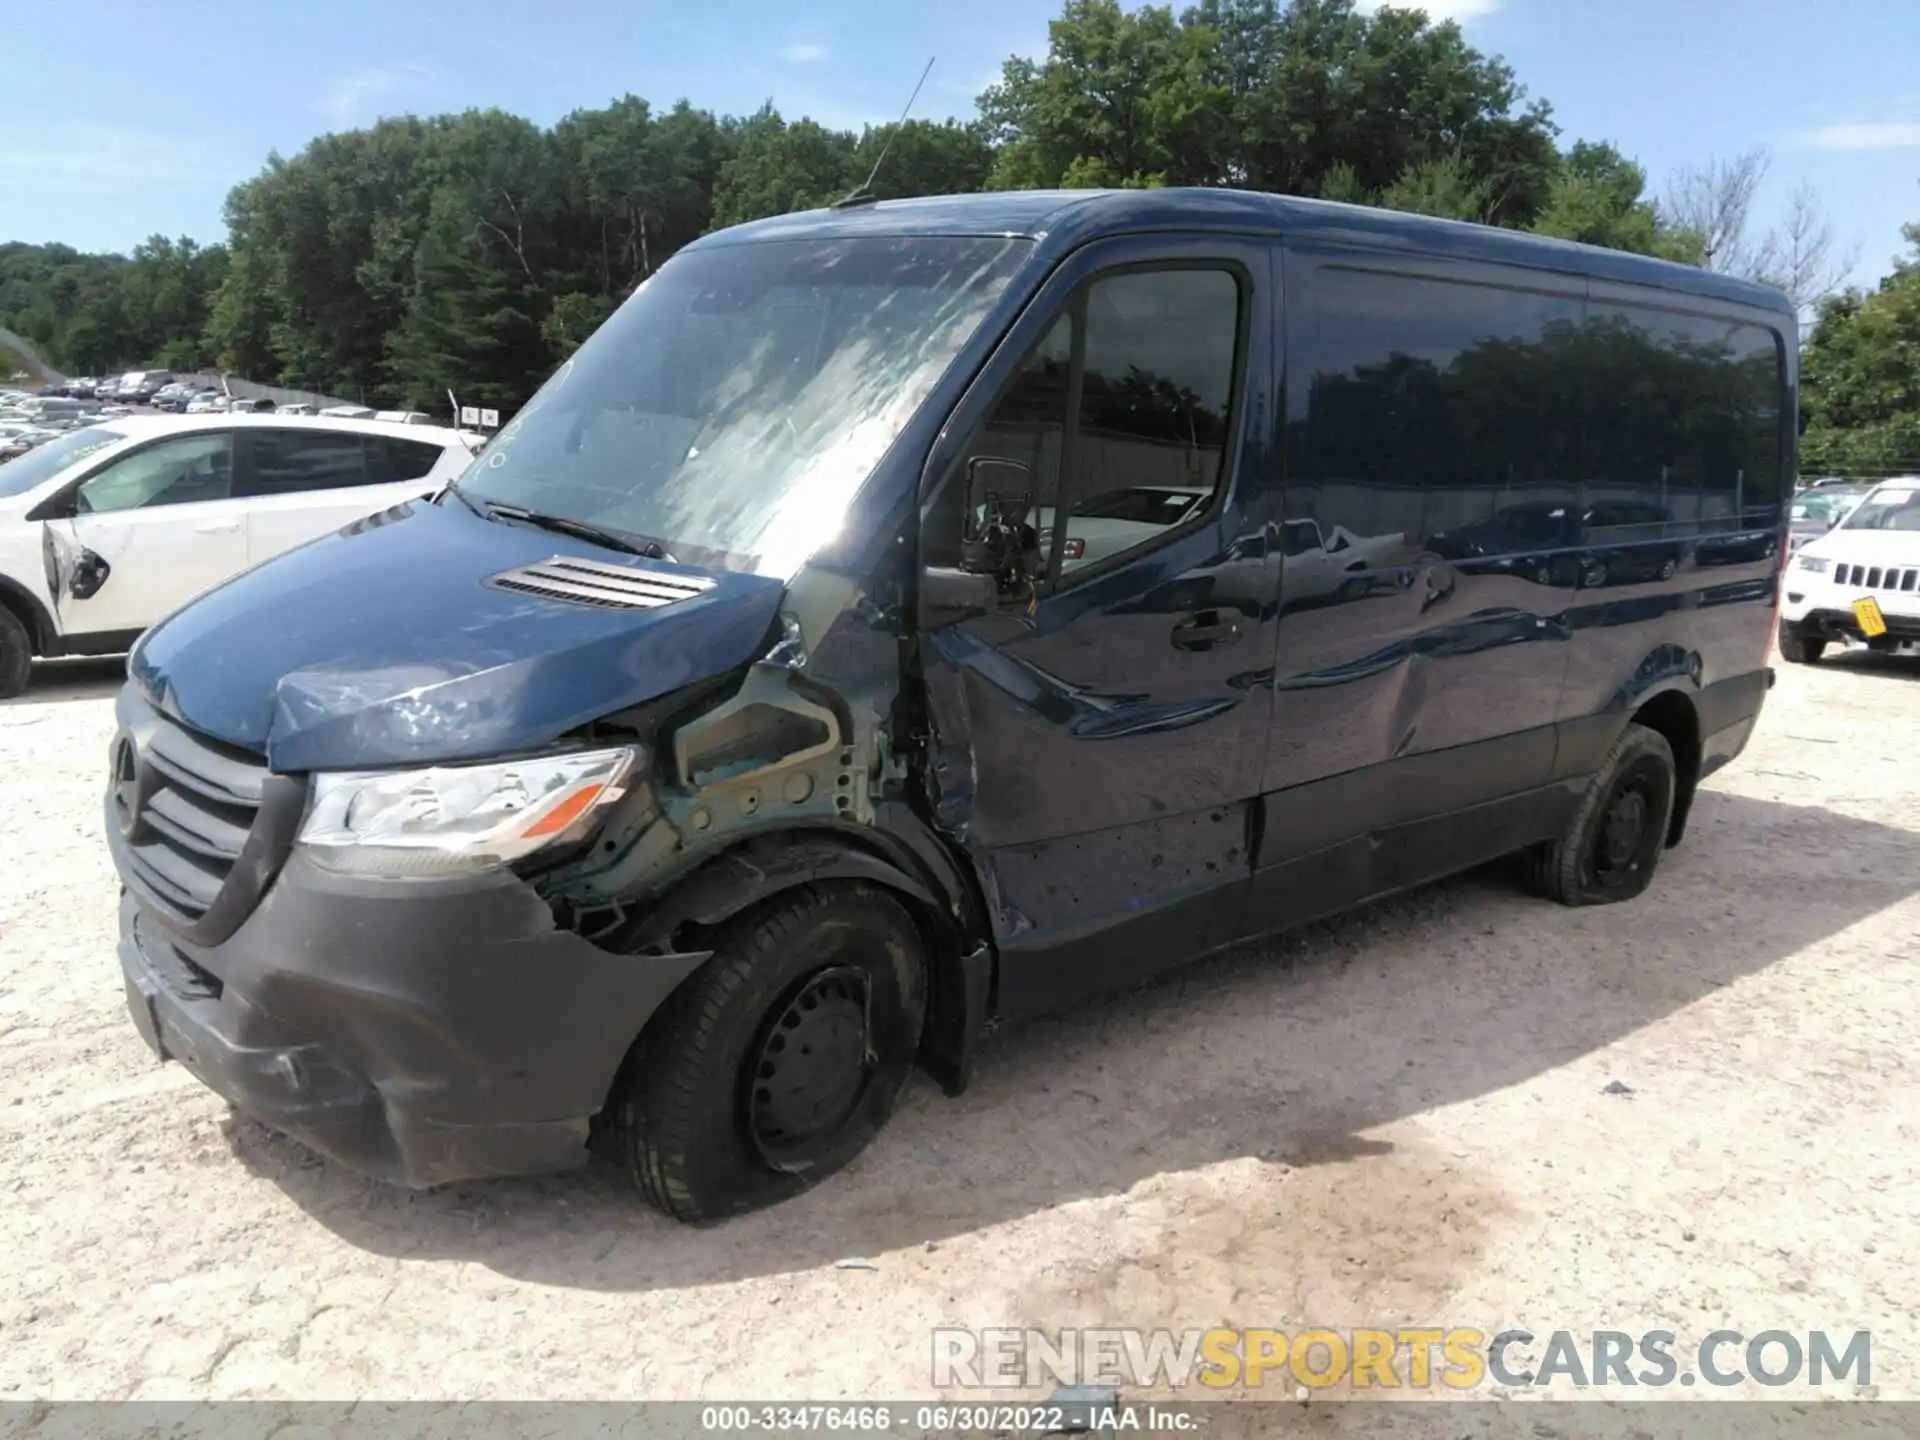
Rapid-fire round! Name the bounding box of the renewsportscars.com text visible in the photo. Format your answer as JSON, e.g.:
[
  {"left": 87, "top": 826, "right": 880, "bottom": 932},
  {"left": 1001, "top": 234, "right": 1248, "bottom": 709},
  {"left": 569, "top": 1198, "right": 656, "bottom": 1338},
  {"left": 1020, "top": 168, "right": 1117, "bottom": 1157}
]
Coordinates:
[{"left": 931, "top": 1326, "right": 1873, "bottom": 1391}]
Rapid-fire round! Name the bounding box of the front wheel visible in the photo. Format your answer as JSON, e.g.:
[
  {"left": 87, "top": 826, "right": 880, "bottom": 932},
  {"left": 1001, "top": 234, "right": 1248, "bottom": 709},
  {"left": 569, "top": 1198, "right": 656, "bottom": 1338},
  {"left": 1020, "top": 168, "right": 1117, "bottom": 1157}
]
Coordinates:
[
  {"left": 1778, "top": 623, "right": 1826, "bottom": 665},
  {"left": 603, "top": 883, "right": 927, "bottom": 1223},
  {"left": 1523, "top": 722, "right": 1676, "bottom": 906}
]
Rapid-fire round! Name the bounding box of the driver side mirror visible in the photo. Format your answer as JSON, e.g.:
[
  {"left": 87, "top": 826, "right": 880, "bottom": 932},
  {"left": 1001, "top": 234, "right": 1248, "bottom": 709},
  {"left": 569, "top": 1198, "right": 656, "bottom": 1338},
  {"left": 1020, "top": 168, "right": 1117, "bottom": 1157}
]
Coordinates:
[{"left": 920, "top": 566, "right": 998, "bottom": 630}]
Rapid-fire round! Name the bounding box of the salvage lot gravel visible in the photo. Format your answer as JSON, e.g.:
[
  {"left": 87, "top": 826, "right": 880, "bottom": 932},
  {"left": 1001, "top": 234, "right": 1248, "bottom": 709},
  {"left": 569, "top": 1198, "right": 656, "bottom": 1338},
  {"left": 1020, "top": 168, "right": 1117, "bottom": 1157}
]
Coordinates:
[{"left": 1, "top": 651, "right": 1915, "bottom": 1412}]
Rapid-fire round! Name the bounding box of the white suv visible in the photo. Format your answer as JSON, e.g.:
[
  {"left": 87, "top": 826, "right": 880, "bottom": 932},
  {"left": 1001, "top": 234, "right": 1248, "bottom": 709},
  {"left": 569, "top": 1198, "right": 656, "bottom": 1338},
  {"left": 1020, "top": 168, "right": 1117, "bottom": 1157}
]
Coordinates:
[
  {"left": 1780, "top": 478, "right": 1920, "bottom": 663},
  {"left": 0, "top": 413, "right": 473, "bottom": 696}
]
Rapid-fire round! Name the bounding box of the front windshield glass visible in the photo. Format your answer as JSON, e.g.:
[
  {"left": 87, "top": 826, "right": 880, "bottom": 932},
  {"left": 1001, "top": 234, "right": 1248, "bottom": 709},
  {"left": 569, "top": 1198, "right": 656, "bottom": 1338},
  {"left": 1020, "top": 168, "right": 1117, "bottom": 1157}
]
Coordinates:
[
  {"left": 1839, "top": 484, "right": 1920, "bottom": 532},
  {"left": 0, "top": 425, "right": 125, "bottom": 499},
  {"left": 454, "top": 235, "right": 1031, "bottom": 576},
  {"left": 1792, "top": 489, "right": 1865, "bottom": 523}
]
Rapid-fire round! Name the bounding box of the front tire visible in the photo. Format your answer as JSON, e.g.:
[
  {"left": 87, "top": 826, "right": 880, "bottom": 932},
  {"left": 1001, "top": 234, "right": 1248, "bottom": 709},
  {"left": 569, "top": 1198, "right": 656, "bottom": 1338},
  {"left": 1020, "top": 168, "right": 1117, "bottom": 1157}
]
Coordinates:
[
  {"left": 1524, "top": 722, "right": 1676, "bottom": 906},
  {"left": 0, "top": 606, "right": 33, "bottom": 699},
  {"left": 604, "top": 883, "right": 927, "bottom": 1223},
  {"left": 1778, "top": 623, "right": 1826, "bottom": 665}
]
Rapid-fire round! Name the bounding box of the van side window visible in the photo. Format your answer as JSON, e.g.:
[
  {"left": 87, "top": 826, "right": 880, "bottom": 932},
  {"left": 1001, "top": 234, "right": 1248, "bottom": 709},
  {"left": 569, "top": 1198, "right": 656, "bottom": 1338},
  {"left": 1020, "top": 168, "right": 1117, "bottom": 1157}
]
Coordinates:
[
  {"left": 1059, "top": 269, "right": 1240, "bottom": 574},
  {"left": 923, "top": 313, "right": 1074, "bottom": 576},
  {"left": 1287, "top": 266, "right": 1583, "bottom": 565},
  {"left": 930, "top": 266, "right": 1242, "bottom": 589},
  {"left": 1585, "top": 309, "right": 1786, "bottom": 530}
]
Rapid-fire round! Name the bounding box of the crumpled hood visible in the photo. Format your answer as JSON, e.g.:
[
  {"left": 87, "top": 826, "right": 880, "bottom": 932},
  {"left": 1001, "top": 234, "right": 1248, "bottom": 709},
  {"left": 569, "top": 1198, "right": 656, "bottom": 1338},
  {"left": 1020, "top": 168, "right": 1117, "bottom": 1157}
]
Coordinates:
[{"left": 131, "top": 498, "right": 787, "bottom": 772}]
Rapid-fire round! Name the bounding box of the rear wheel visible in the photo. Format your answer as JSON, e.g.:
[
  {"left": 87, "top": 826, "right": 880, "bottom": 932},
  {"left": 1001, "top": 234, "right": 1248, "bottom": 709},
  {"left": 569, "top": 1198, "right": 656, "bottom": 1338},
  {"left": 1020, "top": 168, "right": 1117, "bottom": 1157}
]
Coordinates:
[
  {"left": 1524, "top": 722, "right": 1676, "bottom": 907},
  {"left": 1778, "top": 623, "right": 1826, "bottom": 665},
  {"left": 0, "top": 606, "right": 33, "bottom": 699},
  {"left": 603, "top": 883, "right": 927, "bottom": 1223}
]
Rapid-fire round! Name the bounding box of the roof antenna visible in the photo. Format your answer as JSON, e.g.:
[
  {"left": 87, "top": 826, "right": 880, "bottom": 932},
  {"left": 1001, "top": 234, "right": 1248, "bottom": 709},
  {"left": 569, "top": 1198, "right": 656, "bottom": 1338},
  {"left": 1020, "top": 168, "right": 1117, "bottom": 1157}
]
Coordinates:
[{"left": 833, "top": 55, "right": 935, "bottom": 209}]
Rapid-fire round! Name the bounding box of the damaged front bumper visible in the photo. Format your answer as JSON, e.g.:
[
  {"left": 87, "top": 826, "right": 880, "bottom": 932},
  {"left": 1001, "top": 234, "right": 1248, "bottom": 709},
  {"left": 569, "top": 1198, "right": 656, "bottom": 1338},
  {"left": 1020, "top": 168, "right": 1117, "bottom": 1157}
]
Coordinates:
[{"left": 115, "top": 855, "right": 706, "bottom": 1188}]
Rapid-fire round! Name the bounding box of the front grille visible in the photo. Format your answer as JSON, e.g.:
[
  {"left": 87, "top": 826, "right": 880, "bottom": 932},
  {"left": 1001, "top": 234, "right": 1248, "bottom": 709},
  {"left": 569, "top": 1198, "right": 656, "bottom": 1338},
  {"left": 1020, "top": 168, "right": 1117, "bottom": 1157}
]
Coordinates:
[
  {"left": 120, "top": 712, "right": 268, "bottom": 922},
  {"left": 487, "top": 555, "right": 714, "bottom": 611},
  {"left": 132, "top": 911, "right": 223, "bottom": 1000},
  {"left": 1835, "top": 562, "right": 1919, "bottom": 593}
]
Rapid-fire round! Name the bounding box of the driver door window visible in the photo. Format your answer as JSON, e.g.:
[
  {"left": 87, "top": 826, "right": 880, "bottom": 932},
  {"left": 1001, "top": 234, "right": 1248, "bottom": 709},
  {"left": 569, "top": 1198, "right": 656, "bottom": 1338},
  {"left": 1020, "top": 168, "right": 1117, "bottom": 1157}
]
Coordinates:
[
  {"left": 933, "top": 267, "right": 1243, "bottom": 599},
  {"left": 76, "top": 433, "right": 233, "bottom": 514}
]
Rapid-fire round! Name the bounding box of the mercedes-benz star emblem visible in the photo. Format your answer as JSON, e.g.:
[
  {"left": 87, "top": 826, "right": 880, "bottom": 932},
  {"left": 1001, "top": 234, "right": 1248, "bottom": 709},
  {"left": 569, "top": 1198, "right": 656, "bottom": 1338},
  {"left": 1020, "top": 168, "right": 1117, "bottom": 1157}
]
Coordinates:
[{"left": 110, "top": 736, "right": 140, "bottom": 839}]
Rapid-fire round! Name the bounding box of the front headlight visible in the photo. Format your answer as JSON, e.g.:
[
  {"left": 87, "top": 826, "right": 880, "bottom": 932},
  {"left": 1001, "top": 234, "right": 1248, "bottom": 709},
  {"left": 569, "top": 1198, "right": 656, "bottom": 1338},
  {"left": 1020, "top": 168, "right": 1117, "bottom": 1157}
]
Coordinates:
[
  {"left": 1793, "top": 554, "right": 1831, "bottom": 574},
  {"left": 298, "top": 746, "right": 638, "bottom": 877}
]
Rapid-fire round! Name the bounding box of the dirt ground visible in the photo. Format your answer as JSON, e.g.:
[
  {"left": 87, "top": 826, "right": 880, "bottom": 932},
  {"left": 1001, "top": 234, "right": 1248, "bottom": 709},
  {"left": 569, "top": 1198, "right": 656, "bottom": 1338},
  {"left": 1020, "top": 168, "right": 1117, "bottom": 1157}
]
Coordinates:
[{"left": 1, "top": 647, "right": 1915, "bottom": 1419}]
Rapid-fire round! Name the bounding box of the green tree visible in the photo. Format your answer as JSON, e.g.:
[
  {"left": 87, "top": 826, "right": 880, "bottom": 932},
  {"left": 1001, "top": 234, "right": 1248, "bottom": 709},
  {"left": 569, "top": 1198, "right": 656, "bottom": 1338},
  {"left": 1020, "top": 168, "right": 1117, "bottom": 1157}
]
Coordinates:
[
  {"left": 847, "top": 120, "right": 994, "bottom": 200},
  {"left": 710, "top": 108, "right": 859, "bottom": 227},
  {"left": 1530, "top": 141, "right": 1700, "bottom": 261},
  {"left": 1799, "top": 245, "right": 1920, "bottom": 473},
  {"left": 979, "top": 0, "right": 1225, "bottom": 190},
  {"left": 1176, "top": 0, "right": 1558, "bottom": 222}
]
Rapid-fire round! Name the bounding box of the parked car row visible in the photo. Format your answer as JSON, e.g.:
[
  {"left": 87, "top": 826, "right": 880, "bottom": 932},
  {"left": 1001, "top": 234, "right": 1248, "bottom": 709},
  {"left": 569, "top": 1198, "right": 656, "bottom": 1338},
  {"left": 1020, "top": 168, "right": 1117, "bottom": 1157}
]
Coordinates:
[
  {"left": 0, "top": 390, "right": 135, "bottom": 460},
  {"left": 43, "top": 370, "right": 177, "bottom": 404}
]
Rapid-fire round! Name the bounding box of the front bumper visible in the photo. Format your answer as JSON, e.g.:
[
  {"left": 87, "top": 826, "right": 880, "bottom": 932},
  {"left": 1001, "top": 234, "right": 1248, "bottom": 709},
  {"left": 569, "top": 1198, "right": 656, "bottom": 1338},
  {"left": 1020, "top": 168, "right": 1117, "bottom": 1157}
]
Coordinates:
[
  {"left": 1781, "top": 606, "right": 1920, "bottom": 646},
  {"left": 115, "top": 852, "right": 706, "bottom": 1188}
]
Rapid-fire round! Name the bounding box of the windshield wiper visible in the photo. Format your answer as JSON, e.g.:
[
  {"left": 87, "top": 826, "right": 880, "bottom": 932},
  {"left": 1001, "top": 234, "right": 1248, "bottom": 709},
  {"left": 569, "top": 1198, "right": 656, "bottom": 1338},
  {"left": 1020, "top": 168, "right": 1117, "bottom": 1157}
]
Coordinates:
[{"left": 480, "top": 502, "right": 676, "bottom": 561}]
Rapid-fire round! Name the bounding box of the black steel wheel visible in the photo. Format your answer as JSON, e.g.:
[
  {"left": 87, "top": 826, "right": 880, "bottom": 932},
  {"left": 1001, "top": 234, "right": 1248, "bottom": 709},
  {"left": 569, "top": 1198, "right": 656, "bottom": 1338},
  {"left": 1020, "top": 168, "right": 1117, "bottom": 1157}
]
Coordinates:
[
  {"left": 1523, "top": 721, "right": 1677, "bottom": 906},
  {"left": 603, "top": 882, "right": 926, "bottom": 1223},
  {"left": 746, "top": 965, "right": 877, "bottom": 1172}
]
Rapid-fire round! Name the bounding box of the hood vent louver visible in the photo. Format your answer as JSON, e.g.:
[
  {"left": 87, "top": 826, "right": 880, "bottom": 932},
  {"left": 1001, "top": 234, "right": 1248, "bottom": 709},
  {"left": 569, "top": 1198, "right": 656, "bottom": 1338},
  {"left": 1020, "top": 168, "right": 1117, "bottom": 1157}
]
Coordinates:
[{"left": 487, "top": 555, "right": 715, "bottom": 611}]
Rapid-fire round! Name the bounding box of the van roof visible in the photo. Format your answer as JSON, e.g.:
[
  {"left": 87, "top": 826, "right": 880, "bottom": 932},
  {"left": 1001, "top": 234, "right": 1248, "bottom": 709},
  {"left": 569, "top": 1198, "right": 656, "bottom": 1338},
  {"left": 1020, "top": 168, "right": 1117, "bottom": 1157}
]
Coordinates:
[{"left": 690, "top": 187, "right": 1793, "bottom": 318}]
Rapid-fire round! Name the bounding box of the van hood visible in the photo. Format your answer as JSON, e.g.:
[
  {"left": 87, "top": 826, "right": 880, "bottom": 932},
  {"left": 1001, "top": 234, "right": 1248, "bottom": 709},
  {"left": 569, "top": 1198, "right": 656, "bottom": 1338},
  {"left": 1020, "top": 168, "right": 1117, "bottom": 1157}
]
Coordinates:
[{"left": 131, "top": 498, "right": 787, "bottom": 773}]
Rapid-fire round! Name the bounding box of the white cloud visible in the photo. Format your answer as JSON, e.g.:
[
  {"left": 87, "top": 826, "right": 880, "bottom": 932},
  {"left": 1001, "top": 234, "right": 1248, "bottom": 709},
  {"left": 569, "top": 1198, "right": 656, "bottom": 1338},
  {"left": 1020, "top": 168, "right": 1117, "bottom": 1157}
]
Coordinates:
[
  {"left": 1354, "top": 0, "right": 1501, "bottom": 20},
  {"left": 1796, "top": 121, "right": 1920, "bottom": 152},
  {"left": 780, "top": 43, "right": 830, "bottom": 64},
  {"left": 0, "top": 124, "right": 235, "bottom": 184},
  {"left": 318, "top": 66, "right": 437, "bottom": 128}
]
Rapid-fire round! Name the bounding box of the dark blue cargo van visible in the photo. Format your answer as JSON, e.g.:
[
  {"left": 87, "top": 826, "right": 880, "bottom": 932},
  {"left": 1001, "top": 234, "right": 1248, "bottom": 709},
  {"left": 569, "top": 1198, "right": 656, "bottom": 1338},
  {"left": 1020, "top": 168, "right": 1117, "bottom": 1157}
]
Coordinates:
[{"left": 106, "top": 190, "right": 1793, "bottom": 1220}]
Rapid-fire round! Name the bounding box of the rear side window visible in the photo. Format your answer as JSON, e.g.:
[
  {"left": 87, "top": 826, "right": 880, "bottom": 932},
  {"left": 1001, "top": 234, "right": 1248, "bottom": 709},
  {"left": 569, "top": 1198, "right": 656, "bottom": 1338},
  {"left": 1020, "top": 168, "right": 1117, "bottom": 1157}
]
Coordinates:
[
  {"left": 1585, "top": 308, "right": 1786, "bottom": 528},
  {"left": 368, "top": 436, "right": 450, "bottom": 484},
  {"left": 1287, "top": 266, "right": 1583, "bottom": 564},
  {"left": 246, "top": 430, "right": 369, "bottom": 494},
  {"left": 1285, "top": 263, "right": 1789, "bottom": 560}
]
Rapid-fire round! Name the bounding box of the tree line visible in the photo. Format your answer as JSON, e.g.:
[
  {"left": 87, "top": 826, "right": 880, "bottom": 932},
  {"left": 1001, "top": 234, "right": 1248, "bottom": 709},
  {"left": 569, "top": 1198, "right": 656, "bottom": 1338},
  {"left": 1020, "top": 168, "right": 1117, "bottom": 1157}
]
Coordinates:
[{"left": 0, "top": 0, "right": 1864, "bottom": 422}]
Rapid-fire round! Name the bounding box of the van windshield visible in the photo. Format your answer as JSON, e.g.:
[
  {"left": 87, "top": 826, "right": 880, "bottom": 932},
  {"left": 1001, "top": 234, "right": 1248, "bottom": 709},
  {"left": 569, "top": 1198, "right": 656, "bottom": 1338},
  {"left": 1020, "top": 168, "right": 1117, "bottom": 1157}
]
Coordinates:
[{"left": 453, "top": 235, "right": 1031, "bottom": 576}]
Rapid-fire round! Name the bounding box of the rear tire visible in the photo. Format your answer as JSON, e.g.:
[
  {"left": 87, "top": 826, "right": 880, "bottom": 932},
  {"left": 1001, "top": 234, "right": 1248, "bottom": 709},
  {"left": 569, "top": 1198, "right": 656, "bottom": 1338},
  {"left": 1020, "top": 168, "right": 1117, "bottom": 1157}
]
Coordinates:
[
  {"left": 604, "top": 883, "right": 927, "bottom": 1223},
  {"left": 1778, "top": 623, "right": 1826, "bottom": 665},
  {"left": 1524, "top": 722, "right": 1676, "bottom": 907},
  {"left": 0, "top": 606, "right": 33, "bottom": 699}
]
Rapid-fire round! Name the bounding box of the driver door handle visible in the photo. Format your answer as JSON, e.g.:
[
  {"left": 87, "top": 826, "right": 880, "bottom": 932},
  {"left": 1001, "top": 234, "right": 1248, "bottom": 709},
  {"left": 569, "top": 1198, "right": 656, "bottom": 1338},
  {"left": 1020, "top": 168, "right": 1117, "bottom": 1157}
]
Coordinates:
[
  {"left": 1171, "top": 609, "right": 1243, "bottom": 651},
  {"left": 193, "top": 519, "right": 241, "bottom": 534}
]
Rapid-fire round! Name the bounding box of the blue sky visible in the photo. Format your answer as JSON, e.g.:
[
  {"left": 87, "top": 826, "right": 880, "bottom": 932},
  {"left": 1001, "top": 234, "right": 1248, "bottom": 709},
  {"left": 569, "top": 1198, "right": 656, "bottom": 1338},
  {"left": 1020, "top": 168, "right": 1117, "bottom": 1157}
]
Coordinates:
[{"left": 6, "top": 0, "right": 1920, "bottom": 291}]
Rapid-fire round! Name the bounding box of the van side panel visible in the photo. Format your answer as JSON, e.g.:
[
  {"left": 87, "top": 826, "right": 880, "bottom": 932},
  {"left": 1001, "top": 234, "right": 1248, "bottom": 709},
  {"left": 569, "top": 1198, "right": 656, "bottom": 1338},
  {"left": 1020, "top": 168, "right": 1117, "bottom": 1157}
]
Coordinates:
[
  {"left": 1242, "top": 241, "right": 1588, "bottom": 931},
  {"left": 1239, "top": 245, "right": 1787, "bottom": 939},
  {"left": 1553, "top": 281, "right": 1791, "bottom": 751}
]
